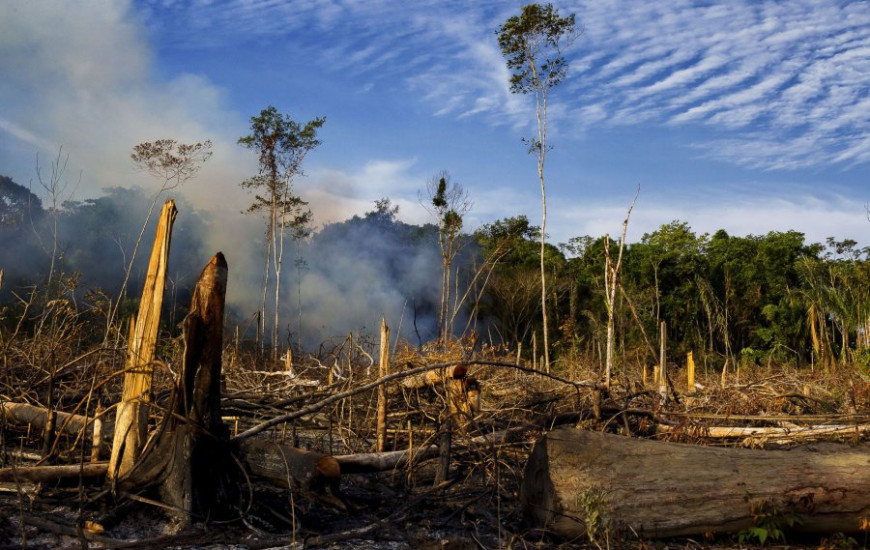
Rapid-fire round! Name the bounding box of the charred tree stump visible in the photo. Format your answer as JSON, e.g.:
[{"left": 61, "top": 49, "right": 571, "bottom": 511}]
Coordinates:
[
  {"left": 434, "top": 414, "right": 452, "bottom": 485},
  {"left": 522, "top": 427, "right": 870, "bottom": 540},
  {"left": 119, "top": 253, "right": 236, "bottom": 525}
]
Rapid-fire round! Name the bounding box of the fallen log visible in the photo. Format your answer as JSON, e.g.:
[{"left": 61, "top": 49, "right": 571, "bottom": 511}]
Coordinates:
[
  {"left": 0, "top": 401, "right": 111, "bottom": 441},
  {"left": 522, "top": 427, "right": 870, "bottom": 539},
  {"left": 235, "top": 439, "right": 340, "bottom": 493},
  {"left": 656, "top": 422, "right": 870, "bottom": 442},
  {"left": 336, "top": 445, "right": 439, "bottom": 474},
  {"left": 0, "top": 462, "right": 108, "bottom": 483},
  {"left": 337, "top": 412, "right": 581, "bottom": 473}
]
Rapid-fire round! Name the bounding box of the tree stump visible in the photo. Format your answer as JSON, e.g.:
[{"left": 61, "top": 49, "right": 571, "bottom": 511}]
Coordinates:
[
  {"left": 119, "top": 252, "right": 236, "bottom": 524},
  {"left": 109, "top": 200, "right": 177, "bottom": 481},
  {"left": 522, "top": 427, "right": 870, "bottom": 539}
]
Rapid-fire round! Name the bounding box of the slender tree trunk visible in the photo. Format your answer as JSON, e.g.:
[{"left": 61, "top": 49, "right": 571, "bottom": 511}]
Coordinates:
[
  {"left": 440, "top": 257, "right": 449, "bottom": 344},
  {"left": 260, "top": 227, "right": 272, "bottom": 358},
  {"left": 603, "top": 191, "right": 637, "bottom": 387},
  {"left": 270, "top": 195, "right": 279, "bottom": 361},
  {"left": 604, "top": 236, "right": 615, "bottom": 386},
  {"left": 536, "top": 78, "right": 551, "bottom": 373},
  {"left": 273, "top": 199, "right": 286, "bottom": 361}
]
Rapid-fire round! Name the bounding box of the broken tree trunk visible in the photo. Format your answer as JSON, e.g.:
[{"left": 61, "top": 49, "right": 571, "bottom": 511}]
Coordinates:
[
  {"left": 522, "top": 427, "right": 870, "bottom": 539},
  {"left": 0, "top": 401, "right": 110, "bottom": 442},
  {"left": 108, "top": 200, "right": 177, "bottom": 482},
  {"left": 119, "top": 252, "right": 236, "bottom": 523},
  {"left": 376, "top": 317, "right": 389, "bottom": 452},
  {"left": 236, "top": 439, "right": 340, "bottom": 494},
  {"left": 0, "top": 462, "right": 108, "bottom": 483}
]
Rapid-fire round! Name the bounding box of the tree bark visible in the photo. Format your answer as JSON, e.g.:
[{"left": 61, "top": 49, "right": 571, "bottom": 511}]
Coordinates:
[
  {"left": 118, "top": 252, "right": 235, "bottom": 524},
  {"left": 0, "top": 401, "right": 111, "bottom": 442},
  {"left": 0, "top": 462, "right": 108, "bottom": 483},
  {"left": 235, "top": 439, "right": 340, "bottom": 493},
  {"left": 108, "top": 199, "right": 176, "bottom": 482},
  {"left": 522, "top": 427, "right": 870, "bottom": 539},
  {"left": 376, "top": 317, "right": 389, "bottom": 452}
]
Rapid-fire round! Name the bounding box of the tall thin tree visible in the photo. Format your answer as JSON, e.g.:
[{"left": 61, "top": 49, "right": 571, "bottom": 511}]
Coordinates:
[
  {"left": 603, "top": 188, "right": 638, "bottom": 387},
  {"left": 423, "top": 171, "right": 471, "bottom": 344},
  {"left": 238, "top": 106, "right": 324, "bottom": 360},
  {"left": 498, "top": 3, "right": 576, "bottom": 372}
]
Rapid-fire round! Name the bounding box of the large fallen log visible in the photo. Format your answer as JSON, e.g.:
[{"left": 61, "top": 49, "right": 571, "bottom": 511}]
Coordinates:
[
  {"left": 236, "top": 439, "right": 340, "bottom": 493},
  {"left": 522, "top": 427, "right": 870, "bottom": 539},
  {"left": 0, "top": 401, "right": 111, "bottom": 441}
]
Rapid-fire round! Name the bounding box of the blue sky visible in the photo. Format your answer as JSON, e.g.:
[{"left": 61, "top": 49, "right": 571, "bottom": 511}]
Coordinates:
[{"left": 2, "top": 0, "right": 869, "bottom": 251}]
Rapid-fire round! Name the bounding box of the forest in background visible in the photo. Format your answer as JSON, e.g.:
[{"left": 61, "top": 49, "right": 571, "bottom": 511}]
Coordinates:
[{"left": 2, "top": 171, "right": 868, "bottom": 377}]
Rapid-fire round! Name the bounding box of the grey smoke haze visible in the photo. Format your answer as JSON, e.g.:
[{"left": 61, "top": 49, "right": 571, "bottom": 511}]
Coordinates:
[
  {"left": 292, "top": 211, "right": 444, "bottom": 348},
  {"left": 0, "top": 175, "right": 457, "bottom": 349}
]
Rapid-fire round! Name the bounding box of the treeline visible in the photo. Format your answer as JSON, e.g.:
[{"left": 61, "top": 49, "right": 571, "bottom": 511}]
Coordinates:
[
  {"left": 2, "top": 173, "right": 868, "bottom": 372},
  {"left": 474, "top": 218, "right": 870, "bottom": 373}
]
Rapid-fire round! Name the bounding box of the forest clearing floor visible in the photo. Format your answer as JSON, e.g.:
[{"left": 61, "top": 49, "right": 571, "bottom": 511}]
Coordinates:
[{"left": 0, "top": 338, "right": 868, "bottom": 549}]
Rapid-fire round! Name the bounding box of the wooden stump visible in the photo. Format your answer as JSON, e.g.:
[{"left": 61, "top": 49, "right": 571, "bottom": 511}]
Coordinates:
[
  {"left": 109, "top": 200, "right": 177, "bottom": 481},
  {"left": 522, "top": 427, "right": 870, "bottom": 539},
  {"left": 119, "top": 252, "right": 235, "bottom": 524}
]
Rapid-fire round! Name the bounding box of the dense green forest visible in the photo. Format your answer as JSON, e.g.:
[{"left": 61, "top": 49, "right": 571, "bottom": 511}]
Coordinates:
[
  {"left": 476, "top": 219, "right": 870, "bottom": 373},
  {"left": 2, "top": 173, "right": 868, "bottom": 375}
]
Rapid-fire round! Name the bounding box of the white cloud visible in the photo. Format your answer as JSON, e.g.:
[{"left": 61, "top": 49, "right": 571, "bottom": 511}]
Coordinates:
[
  {"left": 550, "top": 188, "right": 869, "bottom": 249},
  {"left": 302, "top": 158, "right": 428, "bottom": 229},
  {"left": 4, "top": 0, "right": 869, "bottom": 267},
  {"left": 558, "top": 0, "right": 870, "bottom": 170}
]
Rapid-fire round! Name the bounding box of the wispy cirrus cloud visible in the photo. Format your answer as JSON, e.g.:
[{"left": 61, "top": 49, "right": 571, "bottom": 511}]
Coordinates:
[
  {"left": 7, "top": 0, "right": 870, "bottom": 199},
  {"left": 159, "top": 0, "right": 869, "bottom": 171},
  {"left": 565, "top": 0, "right": 870, "bottom": 169}
]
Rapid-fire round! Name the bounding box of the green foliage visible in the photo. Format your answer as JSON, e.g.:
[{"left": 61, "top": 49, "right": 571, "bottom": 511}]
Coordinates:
[
  {"left": 854, "top": 347, "right": 870, "bottom": 375},
  {"left": 739, "top": 346, "right": 761, "bottom": 367},
  {"left": 737, "top": 501, "right": 803, "bottom": 545},
  {"left": 0, "top": 175, "right": 42, "bottom": 226},
  {"left": 432, "top": 176, "right": 448, "bottom": 209},
  {"left": 818, "top": 532, "right": 859, "bottom": 550},
  {"left": 238, "top": 105, "right": 324, "bottom": 222},
  {"left": 496, "top": 3, "right": 576, "bottom": 95},
  {"left": 576, "top": 487, "right": 611, "bottom": 549}
]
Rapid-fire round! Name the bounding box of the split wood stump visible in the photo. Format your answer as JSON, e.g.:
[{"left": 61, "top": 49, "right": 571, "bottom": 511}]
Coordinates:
[
  {"left": 109, "top": 200, "right": 177, "bottom": 481},
  {"left": 522, "top": 427, "right": 870, "bottom": 539},
  {"left": 119, "top": 252, "right": 236, "bottom": 523}
]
